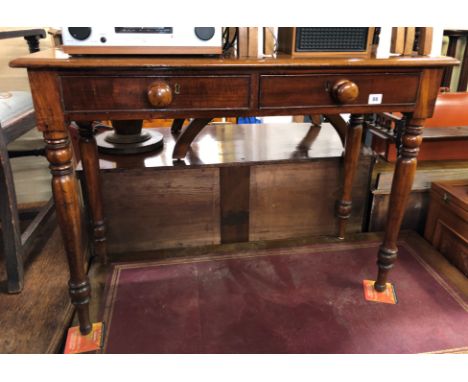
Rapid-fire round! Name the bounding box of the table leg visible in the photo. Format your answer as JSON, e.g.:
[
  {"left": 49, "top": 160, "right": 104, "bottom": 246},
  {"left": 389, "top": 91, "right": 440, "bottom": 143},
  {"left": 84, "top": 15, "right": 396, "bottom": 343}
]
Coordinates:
[
  {"left": 45, "top": 130, "right": 92, "bottom": 335},
  {"left": 77, "top": 122, "right": 107, "bottom": 264},
  {"left": 375, "top": 116, "right": 423, "bottom": 291},
  {"left": 324, "top": 114, "right": 346, "bottom": 145},
  {"left": 171, "top": 118, "right": 185, "bottom": 135},
  {"left": 336, "top": 114, "right": 363, "bottom": 239},
  {"left": 173, "top": 118, "right": 212, "bottom": 159}
]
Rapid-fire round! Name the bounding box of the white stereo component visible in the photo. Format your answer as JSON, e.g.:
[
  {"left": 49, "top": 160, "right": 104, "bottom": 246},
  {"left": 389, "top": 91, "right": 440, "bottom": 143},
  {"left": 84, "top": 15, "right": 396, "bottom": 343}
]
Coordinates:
[{"left": 61, "top": 27, "right": 223, "bottom": 55}]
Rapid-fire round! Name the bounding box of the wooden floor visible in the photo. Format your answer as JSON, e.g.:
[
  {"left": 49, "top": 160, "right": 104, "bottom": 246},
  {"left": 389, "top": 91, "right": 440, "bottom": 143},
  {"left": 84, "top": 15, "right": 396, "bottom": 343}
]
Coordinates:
[
  {"left": 0, "top": 215, "right": 73, "bottom": 354},
  {"left": 1, "top": 219, "right": 467, "bottom": 353}
]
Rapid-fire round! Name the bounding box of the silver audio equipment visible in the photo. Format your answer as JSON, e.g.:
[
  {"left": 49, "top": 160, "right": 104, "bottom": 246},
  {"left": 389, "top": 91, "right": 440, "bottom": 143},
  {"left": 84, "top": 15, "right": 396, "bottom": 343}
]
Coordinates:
[{"left": 61, "top": 27, "right": 222, "bottom": 55}]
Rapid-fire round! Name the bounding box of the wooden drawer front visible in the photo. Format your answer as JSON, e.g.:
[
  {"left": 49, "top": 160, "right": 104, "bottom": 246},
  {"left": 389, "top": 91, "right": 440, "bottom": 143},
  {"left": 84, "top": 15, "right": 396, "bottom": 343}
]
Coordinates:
[
  {"left": 259, "top": 73, "right": 420, "bottom": 109},
  {"left": 60, "top": 75, "right": 251, "bottom": 111},
  {"left": 437, "top": 221, "right": 468, "bottom": 276}
]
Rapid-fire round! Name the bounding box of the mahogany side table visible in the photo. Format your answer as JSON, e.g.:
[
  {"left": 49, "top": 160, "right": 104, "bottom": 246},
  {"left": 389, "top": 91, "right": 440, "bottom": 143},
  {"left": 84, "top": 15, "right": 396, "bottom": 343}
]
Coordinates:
[{"left": 10, "top": 49, "right": 458, "bottom": 335}]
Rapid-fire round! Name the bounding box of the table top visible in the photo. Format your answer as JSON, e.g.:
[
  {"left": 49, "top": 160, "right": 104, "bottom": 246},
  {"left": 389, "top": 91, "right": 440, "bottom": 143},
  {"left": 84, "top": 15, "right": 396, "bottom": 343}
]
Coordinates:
[
  {"left": 88, "top": 122, "right": 344, "bottom": 171},
  {"left": 10, "top": 48, "right": 459, "bottom": 70}
]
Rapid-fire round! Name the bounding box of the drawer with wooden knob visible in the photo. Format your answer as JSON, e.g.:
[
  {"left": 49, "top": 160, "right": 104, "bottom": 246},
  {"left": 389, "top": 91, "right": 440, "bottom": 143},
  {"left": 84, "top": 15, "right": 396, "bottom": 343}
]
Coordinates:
[
  {"left": 60, "top": 75, "right": 252, "bottom": 112},
  {"left": 424, "top": 180, "right": 468, "bottom": 277},
  {"left": 258, "top": 72, "right": 421, "bottom": 109}
]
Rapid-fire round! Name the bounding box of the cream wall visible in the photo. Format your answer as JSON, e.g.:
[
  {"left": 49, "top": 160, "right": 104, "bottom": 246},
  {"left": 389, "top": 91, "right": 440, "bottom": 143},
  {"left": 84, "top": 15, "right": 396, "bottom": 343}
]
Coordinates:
[{"left": 0, "top": 27, "right": 54, "bottom": 92}]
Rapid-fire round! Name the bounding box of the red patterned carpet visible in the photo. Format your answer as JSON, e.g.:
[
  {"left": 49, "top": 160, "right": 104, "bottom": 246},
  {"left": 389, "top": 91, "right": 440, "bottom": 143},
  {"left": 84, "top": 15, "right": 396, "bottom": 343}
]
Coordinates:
[{"left": 100, "top": 240, "right": 468, "bottom": 353}]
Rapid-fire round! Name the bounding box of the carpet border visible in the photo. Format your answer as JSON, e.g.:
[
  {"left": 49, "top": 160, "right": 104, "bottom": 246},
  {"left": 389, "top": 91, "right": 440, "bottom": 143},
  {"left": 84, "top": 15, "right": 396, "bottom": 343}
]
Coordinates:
[
  {"left": 102, "top": 266, "right": 123, "bottom": 352},
  {"left": 101, "top": 241, "right": 381, "bottom": 352},
  {"left": 101, "top": 239, "right": 468, "bottom": 354},
  {"left": 400, "top": 242, "right": 468, "bottom": 312},
  {"left": 109, "top": 241, "right": 381, "bottom": 271}
]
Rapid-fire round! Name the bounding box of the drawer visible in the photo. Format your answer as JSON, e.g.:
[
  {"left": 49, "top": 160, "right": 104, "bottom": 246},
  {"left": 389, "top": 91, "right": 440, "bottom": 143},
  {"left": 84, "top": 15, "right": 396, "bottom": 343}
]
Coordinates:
[
  {"left": 259, "top": 73, "right": 420, "bottom": 109},
  {"left": 60, "top": 75, "right": 251, "bottom": 112},
  {"left": 437, "top": 222, "right": 468, "bottom": 276}
]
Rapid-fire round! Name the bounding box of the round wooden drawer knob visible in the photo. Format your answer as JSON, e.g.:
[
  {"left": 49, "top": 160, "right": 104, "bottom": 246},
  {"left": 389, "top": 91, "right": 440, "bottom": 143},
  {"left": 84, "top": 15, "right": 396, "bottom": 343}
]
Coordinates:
[
  {"left": 331, "top": 79, "right": 359, "bottom": 104},
  {"left": 147, "top": 81, "right": 173, "bottom": 107}
]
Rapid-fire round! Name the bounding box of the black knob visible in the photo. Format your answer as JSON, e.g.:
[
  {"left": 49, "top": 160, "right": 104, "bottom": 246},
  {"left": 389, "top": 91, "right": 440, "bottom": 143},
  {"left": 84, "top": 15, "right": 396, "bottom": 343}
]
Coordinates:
[
  {"left": 68, "top": 27, "right": 92, "bottom": 41},
  {"left": 194, "top": 27, "right": 215, "bottom": 41}
]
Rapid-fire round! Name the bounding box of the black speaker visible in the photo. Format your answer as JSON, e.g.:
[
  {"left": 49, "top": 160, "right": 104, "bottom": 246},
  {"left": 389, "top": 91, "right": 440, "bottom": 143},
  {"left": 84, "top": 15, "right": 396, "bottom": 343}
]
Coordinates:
[{"left": 278, "top": 27, "right": 376, "bottom": 58}]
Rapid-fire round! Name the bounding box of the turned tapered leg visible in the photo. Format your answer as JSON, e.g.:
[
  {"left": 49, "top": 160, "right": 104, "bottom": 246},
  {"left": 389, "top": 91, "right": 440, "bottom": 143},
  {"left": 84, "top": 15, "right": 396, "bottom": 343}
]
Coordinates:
[
  {"left": 77, "top": 122, "right": 107, "bottom": 264},
  {"left": 336, "top": 114, "right": 363, "bottom": 239},
  {"left": 45, "top": 131, "right": 92, "bottom": 335},
  {"left": 374, "top": 117, "right": 424, "bottom": 291},
  {"left": 173, "top": 118, "right": 212, "bottom": 159}
]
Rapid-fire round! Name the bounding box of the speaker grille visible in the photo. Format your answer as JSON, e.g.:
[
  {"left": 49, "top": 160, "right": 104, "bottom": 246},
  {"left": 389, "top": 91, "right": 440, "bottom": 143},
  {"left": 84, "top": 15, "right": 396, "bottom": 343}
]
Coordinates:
[{"left": 296, "top": 27, "right": 369, "bottom": 52}]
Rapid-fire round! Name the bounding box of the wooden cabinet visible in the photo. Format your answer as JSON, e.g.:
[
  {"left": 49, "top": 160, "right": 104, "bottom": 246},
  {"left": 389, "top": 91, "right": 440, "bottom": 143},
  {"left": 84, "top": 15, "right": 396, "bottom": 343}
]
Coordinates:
[{"left": 424, "top": 180, "right": 468, "bottom": 276}]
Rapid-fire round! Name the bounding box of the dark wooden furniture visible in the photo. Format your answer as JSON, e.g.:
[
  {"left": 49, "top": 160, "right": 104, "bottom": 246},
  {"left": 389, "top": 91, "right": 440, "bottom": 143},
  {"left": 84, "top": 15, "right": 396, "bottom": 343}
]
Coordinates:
[
  {"left": 10, "top": 49, "right": 457, "bottom": 335},
  {"left": 85, "top": 123, "right": 372, "bottom": 256},
  {"left": 370, "top": 124, "right": 468, "bottom": 162},
  {"left": 390, "top": 28, "right": 433, "bottom": 57},
  {"left": 442, "top": 29, "right": 468, "bottom": 91},
  {"left": 0, "top": 29, "right": 46, "bottom": 55},
  {"left": 0, "top": 29, "right": 54, "bottom": 293},
  {"left": 424, "top": 180, "right": 468, "bottom": 277},
  {"left": 369, "top": 91, "right": 468, "bottom": 162},
  {"left": 368, "top": 160, "right": 468, "bottom": 234}
]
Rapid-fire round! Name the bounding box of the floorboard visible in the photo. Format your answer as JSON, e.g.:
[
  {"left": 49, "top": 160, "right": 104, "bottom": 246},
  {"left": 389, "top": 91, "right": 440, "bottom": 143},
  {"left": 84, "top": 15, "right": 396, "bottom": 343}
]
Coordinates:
[{"left": 0, "top": 216, "right": 73, "bottom": 354}]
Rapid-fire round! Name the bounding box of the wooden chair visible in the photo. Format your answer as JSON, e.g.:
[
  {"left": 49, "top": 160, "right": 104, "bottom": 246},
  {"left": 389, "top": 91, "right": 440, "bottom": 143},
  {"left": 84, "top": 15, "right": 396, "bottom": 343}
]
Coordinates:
[
  {"left": 366, "top": 91, "right": 468, "bottom": 162},
  {"left": 0, "top": 29, "right": 54, "bottom": 293}
]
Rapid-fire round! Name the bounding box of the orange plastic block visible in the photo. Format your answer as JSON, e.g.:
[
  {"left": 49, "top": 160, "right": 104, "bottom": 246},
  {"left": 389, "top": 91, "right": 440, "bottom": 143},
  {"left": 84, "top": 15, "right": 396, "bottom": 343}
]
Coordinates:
[
  {"left": 362, "top": 280, "right": 398, "bottom": 304},
  {"left": 64, "top": 322, "right": 104, "bottom": 354}
]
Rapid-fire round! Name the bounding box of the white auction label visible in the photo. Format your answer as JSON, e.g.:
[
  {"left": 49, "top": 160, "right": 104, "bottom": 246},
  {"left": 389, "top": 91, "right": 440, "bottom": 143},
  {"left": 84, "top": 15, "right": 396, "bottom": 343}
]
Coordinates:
[{"left": 368, "top": 94, "right": 383, "bottom": 104}]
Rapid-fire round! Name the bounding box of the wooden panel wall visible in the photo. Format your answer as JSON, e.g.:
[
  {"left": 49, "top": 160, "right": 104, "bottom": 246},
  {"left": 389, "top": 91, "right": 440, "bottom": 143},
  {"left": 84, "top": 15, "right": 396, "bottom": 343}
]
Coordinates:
[
  {"left": 250, "top": 156, "right": 371, "bottom": 241},
  {"left": 250, "top": 161, "right": 340, "bottom": 240},
  {"left": 102, "top": 168, "right": 221, "bottom": 254},
  {"left": 220, "top": 166, "right": 250, "bottom": 243},
  {"left": 100, "top": 153, "right": 372, "bottom": 256}
]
